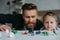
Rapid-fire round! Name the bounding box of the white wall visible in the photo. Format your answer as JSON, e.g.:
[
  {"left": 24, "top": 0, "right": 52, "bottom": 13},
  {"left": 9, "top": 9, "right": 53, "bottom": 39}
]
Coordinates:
[
  {"left": 0, "top": 0, "right": 60, "bottom": 14},
  {"left": 25, "top": 0, "right": 60, "bottom": 11},
  {"left": 0, "top": 0, "right": 9, "bottom": 14},
  {"left": 0, "top": 0, "right": 14, "bottom": 14}
]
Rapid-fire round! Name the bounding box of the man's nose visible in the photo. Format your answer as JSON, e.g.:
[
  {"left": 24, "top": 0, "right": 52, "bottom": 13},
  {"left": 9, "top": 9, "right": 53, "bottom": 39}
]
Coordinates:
[{"left": 29, "top": 18, "right": 33, "bottom": 22}]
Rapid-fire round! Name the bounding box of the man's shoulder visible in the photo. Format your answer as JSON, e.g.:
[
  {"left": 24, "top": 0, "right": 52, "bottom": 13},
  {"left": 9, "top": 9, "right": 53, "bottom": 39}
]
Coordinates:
[
  {"left": 34, "top": 19, "right": 43, "bottom": 30},
  {"left": 36, "top": 19, "right": 43, "bottom": 26}
]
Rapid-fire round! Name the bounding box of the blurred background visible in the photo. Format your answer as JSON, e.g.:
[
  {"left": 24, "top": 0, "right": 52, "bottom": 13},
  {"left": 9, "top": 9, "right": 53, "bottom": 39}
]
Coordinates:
[{"left": 0, "top": 0, "right": 60, "bottom": 26}]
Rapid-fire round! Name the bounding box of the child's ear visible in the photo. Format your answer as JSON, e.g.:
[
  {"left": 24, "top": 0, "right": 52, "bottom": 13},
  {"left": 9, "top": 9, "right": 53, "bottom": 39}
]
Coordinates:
[{"left": 56, "top": 20, "right": 58, "bottom": 25}]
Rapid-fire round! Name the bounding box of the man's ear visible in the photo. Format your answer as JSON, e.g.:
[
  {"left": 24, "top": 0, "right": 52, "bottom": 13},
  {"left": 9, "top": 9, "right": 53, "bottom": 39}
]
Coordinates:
[
  {"left": 23, "top": 15, "right": 24, "bottom": 19},
  {"left": 22, "top": 16, "right": 24, "bottom": 18}
]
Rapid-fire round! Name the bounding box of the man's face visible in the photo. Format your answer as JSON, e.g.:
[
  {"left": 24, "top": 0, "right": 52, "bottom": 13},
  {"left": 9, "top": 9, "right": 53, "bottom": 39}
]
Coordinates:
[
  {"left": 23, "top": 9, "right": 37, "bottom": 29},
  {"left": 44, "top": 15, "right": 57, "bottom": 31}
]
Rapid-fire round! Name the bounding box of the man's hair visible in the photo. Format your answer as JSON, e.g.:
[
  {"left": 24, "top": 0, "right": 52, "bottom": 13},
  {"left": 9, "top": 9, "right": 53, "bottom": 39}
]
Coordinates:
[
  {"left": 22, "top": 3, "right": 37, "bottom": 14},
  {"left": 43, "top": 12, "right": 57, "bottom": 22}
]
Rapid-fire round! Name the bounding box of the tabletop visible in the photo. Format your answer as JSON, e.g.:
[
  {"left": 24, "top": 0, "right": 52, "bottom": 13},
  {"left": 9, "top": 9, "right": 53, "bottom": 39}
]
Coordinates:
[{"left": 0, "top": 31, "right": 60, "bottom": 40}]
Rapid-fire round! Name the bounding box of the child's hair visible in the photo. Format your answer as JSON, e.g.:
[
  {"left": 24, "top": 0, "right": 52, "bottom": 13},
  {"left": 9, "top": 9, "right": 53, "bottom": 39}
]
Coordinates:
[{"left": 43, "top": 12, "right": 57, "bottom": 22}]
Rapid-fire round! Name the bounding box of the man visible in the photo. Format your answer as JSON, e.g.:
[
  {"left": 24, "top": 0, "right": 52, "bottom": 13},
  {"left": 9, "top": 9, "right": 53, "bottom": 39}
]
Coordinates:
[
  {"left": 12, "top": 9, "right": 24, "bottom": 30},
  {"left": 0, "top": 3, "right": 43, "bottom": 31},
  {"left": 19, "top": 3, "right": 43, "bottom": 30},
  {"left": 0, "top": 25, "right": 11, "bottom": 31}
]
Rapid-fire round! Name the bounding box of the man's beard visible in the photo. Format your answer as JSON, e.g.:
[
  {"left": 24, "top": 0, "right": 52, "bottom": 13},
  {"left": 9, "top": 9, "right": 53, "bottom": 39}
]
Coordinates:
[{"left": 26, "top": 22, "right": 36, "bottom": 29}]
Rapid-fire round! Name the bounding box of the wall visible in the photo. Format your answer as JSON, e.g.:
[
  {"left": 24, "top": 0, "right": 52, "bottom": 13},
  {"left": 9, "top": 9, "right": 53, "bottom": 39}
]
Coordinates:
[
  {"left": 25, "top": 0, "right": 60, "bottom": 11},
  {"left": 0, "top": 0, "right": 14, "bottom": 14},
  {"left": 0, "top": 0, "right": 60, "bottom": 14}
]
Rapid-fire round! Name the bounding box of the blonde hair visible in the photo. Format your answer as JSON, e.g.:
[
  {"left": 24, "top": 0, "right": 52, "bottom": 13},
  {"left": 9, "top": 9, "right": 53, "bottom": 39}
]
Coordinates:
[{"left": 43, "top": 12, "right": 57, "bottom": 22}]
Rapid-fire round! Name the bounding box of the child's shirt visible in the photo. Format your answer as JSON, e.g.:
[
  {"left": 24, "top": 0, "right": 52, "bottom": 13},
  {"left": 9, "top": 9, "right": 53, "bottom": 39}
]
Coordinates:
[{"left": 40, "top": 27, "right": 60, "bottom": 36}]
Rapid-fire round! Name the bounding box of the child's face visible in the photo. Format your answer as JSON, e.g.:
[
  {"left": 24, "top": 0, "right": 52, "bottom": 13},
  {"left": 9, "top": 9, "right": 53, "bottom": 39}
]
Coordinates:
[{"left": 44, "top": 15, "right": 57, "bottom": 31}]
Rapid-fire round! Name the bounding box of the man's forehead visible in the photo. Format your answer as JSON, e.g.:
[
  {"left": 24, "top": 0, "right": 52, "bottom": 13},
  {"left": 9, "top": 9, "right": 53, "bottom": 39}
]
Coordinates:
[
  {"left": 24, "top": 9, "right": 37, "bottom": 13},
  {"left": 24, "top": 13, "right": 37, "bottom": 17},
  {"left": 24, "top": 10, "right": 37, "bottom": 15}
]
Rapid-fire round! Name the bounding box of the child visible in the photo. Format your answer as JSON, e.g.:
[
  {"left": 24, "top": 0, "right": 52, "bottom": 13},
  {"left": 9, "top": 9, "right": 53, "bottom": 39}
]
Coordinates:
[{"left": 40, "top": 12, "right": 60, "bottom": 36}]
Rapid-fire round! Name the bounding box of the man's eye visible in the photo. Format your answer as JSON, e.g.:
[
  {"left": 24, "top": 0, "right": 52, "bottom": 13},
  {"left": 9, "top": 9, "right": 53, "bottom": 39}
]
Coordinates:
[
  {"left": 51, "top": 22, "right": 53, "bottom": 24},
  {"left": 26, "top": 16, "right": 30, "bottom": 18},
  {"left": 32, "top": 16, "right": 35, "bottom": 18},
  {"left": 45, "top": 22, "right": 48, "bottom": 23}
]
